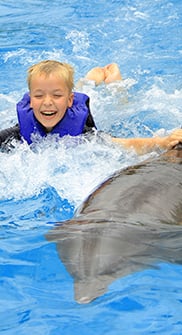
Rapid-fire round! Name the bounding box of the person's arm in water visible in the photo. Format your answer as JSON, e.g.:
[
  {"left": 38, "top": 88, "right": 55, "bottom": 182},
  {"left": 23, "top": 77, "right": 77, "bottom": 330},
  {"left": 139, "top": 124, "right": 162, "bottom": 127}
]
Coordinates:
[
  {"left": 111, "top": 129, "right": 182, "bottom": 154},
  {"left": 0, "top": 124, "right": 21, "bottom": 151}
]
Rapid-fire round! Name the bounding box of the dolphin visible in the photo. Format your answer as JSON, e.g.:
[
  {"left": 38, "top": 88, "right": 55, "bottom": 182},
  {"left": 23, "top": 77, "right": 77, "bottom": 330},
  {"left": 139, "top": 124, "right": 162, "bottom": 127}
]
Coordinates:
[{"left": 47, "top": 144, "right": 182, "bottom": 304}]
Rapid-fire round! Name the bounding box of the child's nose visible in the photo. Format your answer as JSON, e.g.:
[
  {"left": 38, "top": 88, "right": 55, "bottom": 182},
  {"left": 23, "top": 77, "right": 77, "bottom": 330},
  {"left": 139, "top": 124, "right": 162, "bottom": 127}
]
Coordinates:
[{"left": 43, "top": 95, "right": 52, "bottom": 105}]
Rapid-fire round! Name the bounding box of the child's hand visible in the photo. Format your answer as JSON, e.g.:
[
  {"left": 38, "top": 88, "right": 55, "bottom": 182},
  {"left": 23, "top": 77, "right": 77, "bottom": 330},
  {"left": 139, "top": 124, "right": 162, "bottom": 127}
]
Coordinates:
[
  {"left": 163, "top": 129, "right": 182, "bottom": 149},
  {"left": 104, "top": 63, "right": 122, "bottom": 84}
]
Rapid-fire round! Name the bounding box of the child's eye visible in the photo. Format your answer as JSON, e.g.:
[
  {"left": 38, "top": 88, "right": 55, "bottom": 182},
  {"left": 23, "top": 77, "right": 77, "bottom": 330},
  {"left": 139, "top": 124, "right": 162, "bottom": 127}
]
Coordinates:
[
  {"left": 53, "top": 94, "right": 62, "bottom": 98},
  {"left": 34, "top": 95, "right": 43, "bottom": 98}
]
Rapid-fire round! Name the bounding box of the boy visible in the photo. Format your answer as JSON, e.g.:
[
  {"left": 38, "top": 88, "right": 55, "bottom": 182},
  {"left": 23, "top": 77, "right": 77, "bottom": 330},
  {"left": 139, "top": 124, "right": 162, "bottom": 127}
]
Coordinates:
[{"left": 0, "top": 60, "right": 182, "bottom": 153}]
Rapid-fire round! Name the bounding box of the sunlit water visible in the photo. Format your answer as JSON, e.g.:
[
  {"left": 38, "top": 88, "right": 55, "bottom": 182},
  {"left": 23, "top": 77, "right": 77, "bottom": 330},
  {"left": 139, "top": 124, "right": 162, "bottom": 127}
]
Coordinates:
[{"left": 0, "top": 0, "right": 182, "bottom": 334}]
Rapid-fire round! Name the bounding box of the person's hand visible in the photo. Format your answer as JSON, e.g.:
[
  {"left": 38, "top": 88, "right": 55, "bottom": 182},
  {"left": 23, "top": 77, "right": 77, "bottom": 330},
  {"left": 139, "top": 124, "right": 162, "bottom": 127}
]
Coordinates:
[
  {"left": 163, "top": 129, "right": 182, "bottom": 149},
  {"left": 104, "top": 63, "right": 122, "bottom": 84},
  {"left": 85, "top": 67, "right": 105, "bottom": 85}
]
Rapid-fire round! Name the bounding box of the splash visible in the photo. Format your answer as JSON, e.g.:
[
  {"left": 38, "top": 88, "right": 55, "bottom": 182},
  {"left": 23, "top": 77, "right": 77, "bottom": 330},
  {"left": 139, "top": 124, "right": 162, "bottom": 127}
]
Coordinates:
[{"left": 0, "top": 133, "right": 143, "bottom": 205}]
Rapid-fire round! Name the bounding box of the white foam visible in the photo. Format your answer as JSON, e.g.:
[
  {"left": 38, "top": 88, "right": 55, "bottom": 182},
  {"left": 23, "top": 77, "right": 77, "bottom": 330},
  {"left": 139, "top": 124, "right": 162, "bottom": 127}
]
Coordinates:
[{"left": 0, "top": 133, "right": 143, "bottom": 205}]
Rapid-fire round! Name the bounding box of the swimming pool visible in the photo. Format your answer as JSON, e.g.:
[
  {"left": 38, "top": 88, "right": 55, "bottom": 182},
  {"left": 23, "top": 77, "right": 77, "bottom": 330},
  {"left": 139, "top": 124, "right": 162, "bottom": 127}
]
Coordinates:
[{"left": 0, "top": 0, "right": 182, "bottom": 334}]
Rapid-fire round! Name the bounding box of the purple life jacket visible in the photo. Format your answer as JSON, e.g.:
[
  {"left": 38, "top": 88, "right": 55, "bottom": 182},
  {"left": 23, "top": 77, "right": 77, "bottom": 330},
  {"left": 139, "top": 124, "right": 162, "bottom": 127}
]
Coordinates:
[{"left": 17, "top": 92, "right": 90, "bottom": 144}]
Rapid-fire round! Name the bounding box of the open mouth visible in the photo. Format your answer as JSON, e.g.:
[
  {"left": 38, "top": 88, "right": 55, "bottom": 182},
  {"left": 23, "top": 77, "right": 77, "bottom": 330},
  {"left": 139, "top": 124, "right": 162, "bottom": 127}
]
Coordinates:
[{"left": 41, "top": 111, "right": 57, "bottom": 116}]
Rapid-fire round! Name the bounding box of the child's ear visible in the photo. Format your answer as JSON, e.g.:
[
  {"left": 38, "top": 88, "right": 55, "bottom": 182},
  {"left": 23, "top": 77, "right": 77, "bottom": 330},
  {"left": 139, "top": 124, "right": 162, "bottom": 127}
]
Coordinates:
[
  {"left": 29, "top": 93, "right": 32, "bottom": 108},
  {"left": 68, "top": 92, "right": 74, "bottom": 107}
]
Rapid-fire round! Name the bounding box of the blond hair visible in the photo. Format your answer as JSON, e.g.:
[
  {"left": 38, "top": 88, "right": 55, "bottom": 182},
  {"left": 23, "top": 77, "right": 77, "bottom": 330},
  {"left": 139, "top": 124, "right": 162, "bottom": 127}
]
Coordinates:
[{"left": 27, "top": 60, "right": 74, "bottom": 93}]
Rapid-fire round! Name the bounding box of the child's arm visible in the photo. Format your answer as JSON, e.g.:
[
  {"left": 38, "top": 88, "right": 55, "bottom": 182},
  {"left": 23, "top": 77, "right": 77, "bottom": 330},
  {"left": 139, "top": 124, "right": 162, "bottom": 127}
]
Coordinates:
[{"left": 111, "top": 129, "right": 182, "bottom": 154}]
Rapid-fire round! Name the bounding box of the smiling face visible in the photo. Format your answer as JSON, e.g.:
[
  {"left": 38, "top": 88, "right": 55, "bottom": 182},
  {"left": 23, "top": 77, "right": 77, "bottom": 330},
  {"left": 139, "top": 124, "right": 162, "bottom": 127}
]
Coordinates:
[{"left": 30, "top": 73, "right": 74, "bottom": 132}]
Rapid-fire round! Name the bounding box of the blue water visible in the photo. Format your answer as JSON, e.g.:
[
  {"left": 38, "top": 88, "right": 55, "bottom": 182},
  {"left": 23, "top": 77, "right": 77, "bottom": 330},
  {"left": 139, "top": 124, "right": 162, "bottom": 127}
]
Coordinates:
[{"left": 0, "top": 0, "right": 182, "bottom": 334}]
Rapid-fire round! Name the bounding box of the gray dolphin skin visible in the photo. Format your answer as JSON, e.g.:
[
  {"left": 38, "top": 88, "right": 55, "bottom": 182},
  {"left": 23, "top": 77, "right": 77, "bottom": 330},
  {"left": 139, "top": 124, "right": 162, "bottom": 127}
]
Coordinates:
[{"left": 47, "top": 144, "right": 182, "bottom": 304}]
